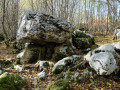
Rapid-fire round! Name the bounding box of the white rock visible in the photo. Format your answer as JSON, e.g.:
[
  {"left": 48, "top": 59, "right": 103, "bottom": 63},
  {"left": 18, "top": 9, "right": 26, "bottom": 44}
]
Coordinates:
[
  {"left": 84, "top": 44, "right": 120, "bottom": 62},
  {"left": 37, "top": 71, "right": 46, "bottom": 79},
  {"left": 14, "top": 65, "right": 23, "bottom": 71},
  {"left": 95, "top": 44, "right": 120, "bottom": 59},
  {"left": 52, "top": 55, "right": 81, "bottom": 72},
  {"left": 74, "top": 29, "right": 94, "bottom": 38},
  {"left": 63, "top": 73, "right": 69, "bottom": 79},
  {"left": 83, "top": 70, "right": 91, "bottom": 76},
  {"left": 86, "top": 48, "right": 91, "bottom": 51},
  {"left": 89, "top": 52, "right": 118, "bottom": 75},
  {"left": 52, "top": 57, "right": 72, "bottom": 72},
  {"left": 35, "top": 61, "right": 44, "bottom": 67},
  {"left": 114, "top": 42, "right": 120, "bottom": 50},
  {"left": 95, "top": 44, "right": 115, "bottom": 52},
  {"left": 25, "top": 43, "right": 30, "bottom": 47},
  {"left": 111, "top": 43, "right": 116, "bottom": 46},
  {"left": 16, "top": 50, "right": 25, "bottom": 59},
  {"left": 17, "top": 10, "right": 74, "bottom": 44},
  {"left": 113, "top": 29, "right": 120, "bottom": 40},
  {"left": 85, "top": 33, "right": 94, "bottom": 38},
  {"left": 84, "top": 51, "right": 92, "bottom": 61},
  {"left": 78, "top": 77, "right": 83, "bottom": 80},
  {"left": 72, "top": 72, "right": 79, "bottom": 81},
  {"left": 72, "top": 55, "right": 81, "bottom": 60},
  {"left": 35, "top": 61, "right": 53, "bottom": 68},
  {"left": 0, "top": 70, "right": 2, "bottom": 75}
]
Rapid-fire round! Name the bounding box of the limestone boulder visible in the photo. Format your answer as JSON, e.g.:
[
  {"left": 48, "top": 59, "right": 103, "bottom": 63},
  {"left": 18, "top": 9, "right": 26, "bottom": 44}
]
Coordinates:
[
  {"left": 114, "top": 42, "right": 120, "bottom": 50},
  {"left": 52, "top": 55, "right": 81, "bottom": 74},
  {"left": 18, "top": 42, "right": 75, "bottom": 64},
  {"left": 16, "top": 10, "right": 75, "bottom": 64},
  {"left": 72, "top": 29, "right": 95, "bottom": 49},
  {"left": 17, "top": 10, "right": 74, "bottom": 44},
  {"left": 84, "top": 44, "right": 120, "bottom": 75},
  {"left": 19, "top": 43, "right": 56, "bottom": 64},
  {"left": 84, "top": 44, "right": 120, "bottom": 62},
  {"left": 53, "top": 41, "right": 76, "bottom": 61},
  {"left": 89, "top": 52, "right": 118, "bottom": 75}
]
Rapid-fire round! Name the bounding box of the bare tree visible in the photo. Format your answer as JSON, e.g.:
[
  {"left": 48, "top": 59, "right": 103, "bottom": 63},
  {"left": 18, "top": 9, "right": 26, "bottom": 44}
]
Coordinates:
[{"left": 2, "top": 0, "right": 9, "bottom": 47}]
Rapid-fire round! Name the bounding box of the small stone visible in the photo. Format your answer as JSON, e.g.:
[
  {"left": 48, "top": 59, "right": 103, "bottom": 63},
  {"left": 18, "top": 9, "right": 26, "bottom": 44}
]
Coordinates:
[
  {"left": 36, "top": 71, "right": 46, "bottom": 79},
  {"left": 14, "top": 65, "right": 23, "bottom": 71}
]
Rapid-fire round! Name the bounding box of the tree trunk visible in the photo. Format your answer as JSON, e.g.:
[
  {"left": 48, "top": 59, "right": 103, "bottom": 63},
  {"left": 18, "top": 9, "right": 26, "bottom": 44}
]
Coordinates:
[{"left": 2, "top": 0, "right": 9, "bottom": 47}]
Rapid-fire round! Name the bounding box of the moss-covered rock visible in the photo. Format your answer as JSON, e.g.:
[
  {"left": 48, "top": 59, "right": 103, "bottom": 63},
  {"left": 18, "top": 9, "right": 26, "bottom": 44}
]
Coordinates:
[
  {"left": 52, "top": 55, "right": 81, "bottom": 74},
  {"left": 0, "top": 59, "right": 14, "bottom": 66},
  {"left": 13, "top": 41, "right": 24, "bottom": 51},
  {"left": 72, "top": 29, "right": 95, "bottom": 49},
  {"left": 13, "top": 59, "right": 21, "bottom": 65},
  {"left": 53, "top": 42, "right": 75, "bottom": 62},
  {"left": 0, "top": 72, "right": 26, "bottom": 90},
  {"left": 17, "top": 40, "right": 75, "bottom": 64},
  {"left": 52, "top": 65, "right": 65, "bottom": 74},
  {"left": 35, "top": 61, "right": 54, "bottom": 71},
  {"left": 20, "top": 43, "right": 57, "bottom": 64},
  {"left": 46, "top": 79, "right": 69, "bottom": 90}
]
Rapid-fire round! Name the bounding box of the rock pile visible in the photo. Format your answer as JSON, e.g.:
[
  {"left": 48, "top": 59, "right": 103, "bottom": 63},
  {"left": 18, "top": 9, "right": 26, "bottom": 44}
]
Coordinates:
[{"left": 17, "top": 10, "right": 75, "bottom": 64}]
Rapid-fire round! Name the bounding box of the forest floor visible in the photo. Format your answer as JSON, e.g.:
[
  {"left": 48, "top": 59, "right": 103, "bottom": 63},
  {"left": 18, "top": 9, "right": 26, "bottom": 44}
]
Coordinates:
[
  {"left": 89, "top": 31, "right": 119, "bottom": 45},
  {"left": 1, "top": 31, "right": 120, "bottom": 90}
]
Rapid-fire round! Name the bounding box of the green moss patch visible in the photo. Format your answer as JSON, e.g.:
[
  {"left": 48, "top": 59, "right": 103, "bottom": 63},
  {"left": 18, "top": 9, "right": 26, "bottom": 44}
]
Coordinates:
[
  {"left": 52, "top": 65, "right": 65, "bottom": 74},
  {"left": 0, "top": 72, "right": 26, "bottom": 90},
  {"left": 13, "top": 59, "right": 21, "bottom": 65},
  {"left": 46, "top": 79, "right": 69, "bottom": 90}
]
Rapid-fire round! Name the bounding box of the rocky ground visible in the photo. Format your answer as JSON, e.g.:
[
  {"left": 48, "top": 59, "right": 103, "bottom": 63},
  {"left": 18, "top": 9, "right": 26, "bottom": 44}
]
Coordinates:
[{"left": 0, "top": 31, "right": 120, "bottom": 90}]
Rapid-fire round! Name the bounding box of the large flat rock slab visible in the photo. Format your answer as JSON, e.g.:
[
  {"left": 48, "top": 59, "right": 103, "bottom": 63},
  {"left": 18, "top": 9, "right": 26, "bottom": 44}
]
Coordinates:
[{"left": 17, "top": 10, "right": 74, "bottom": 44}]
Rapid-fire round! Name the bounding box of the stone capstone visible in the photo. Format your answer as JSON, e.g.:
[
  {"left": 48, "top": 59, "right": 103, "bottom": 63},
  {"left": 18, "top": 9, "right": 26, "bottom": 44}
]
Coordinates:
[{"left": 17, "top": 10, "right": 74, "bottom": 44}]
